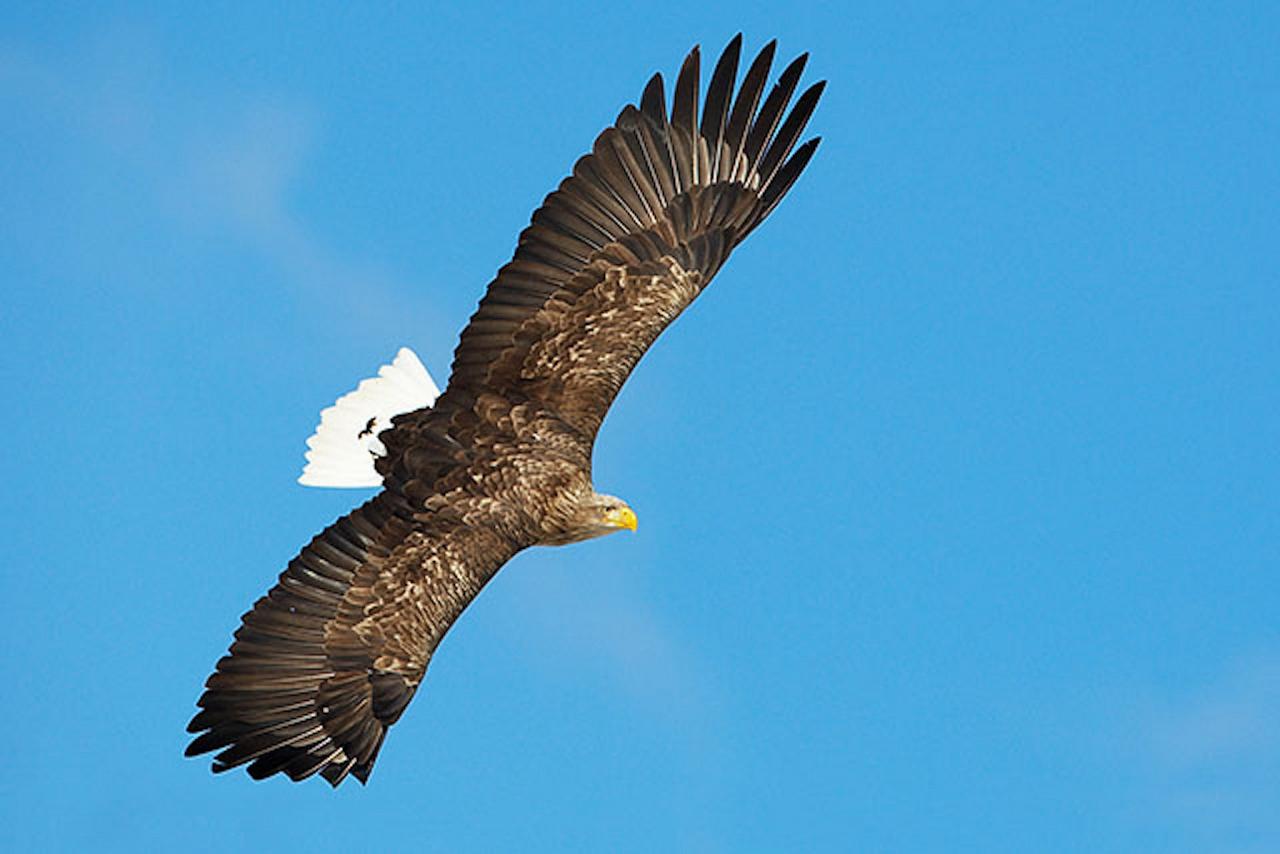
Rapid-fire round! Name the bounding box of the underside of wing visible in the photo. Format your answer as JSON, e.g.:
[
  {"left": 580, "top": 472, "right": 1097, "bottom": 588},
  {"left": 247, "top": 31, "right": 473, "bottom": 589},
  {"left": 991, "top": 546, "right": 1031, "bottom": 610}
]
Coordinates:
[{"left": 186, "top": 491, "right": 518, "bottom": 786}]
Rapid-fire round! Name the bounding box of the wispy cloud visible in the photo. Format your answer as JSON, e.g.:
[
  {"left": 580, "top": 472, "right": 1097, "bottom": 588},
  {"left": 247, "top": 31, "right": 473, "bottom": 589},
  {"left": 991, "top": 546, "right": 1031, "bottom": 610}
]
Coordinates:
[
  {"left": 1148, "top": 653, "right": 1280, "bottom": 767},
  {"left": 502, "top": 556, "right": 722, "bottom": 735},
  {"left": 1, "top": 23, "right": 433, "bottom": 341},
  {"left": 1136, "top": 648, "right": 1280, "bottom": 849}
]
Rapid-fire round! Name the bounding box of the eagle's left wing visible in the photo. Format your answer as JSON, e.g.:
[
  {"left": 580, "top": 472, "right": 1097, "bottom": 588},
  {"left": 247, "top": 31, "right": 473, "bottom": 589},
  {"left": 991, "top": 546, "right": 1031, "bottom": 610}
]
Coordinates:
[{"left": 426, "top": 36, "right": 822, "bottom": 442}]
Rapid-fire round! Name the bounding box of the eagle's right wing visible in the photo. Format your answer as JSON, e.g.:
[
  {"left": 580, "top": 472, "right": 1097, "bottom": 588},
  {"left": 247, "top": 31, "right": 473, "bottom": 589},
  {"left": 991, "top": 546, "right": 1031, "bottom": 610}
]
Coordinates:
[{"left": 186, "top": 489, "right": 520, "bottom": 786}]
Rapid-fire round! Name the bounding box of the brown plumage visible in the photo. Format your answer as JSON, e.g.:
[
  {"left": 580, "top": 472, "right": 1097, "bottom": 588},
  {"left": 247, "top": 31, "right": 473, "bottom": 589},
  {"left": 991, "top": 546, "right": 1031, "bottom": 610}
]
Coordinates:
[{"left": 187, "top": 35, "right": 824, "bottom": 786}]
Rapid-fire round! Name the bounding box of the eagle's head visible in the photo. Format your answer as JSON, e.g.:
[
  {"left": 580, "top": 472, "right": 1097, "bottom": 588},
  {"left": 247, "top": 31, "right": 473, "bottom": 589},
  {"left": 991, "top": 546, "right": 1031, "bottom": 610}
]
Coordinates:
[{"left": 549, "top": 492, "right": 637, "bottom": 544}]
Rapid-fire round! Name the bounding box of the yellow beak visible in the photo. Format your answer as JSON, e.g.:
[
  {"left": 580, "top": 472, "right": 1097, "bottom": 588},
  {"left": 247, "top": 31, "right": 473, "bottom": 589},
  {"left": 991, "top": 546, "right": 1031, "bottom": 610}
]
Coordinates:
[{"left": 605, "top": 506, "right": 638, "bottom": 532}]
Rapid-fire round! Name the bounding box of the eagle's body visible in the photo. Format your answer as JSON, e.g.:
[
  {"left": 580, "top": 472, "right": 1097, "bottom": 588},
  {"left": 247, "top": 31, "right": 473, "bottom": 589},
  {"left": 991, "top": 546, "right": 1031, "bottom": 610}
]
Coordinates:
[{"left": 188, "top": 36, "right": 823, "bottom": 786}]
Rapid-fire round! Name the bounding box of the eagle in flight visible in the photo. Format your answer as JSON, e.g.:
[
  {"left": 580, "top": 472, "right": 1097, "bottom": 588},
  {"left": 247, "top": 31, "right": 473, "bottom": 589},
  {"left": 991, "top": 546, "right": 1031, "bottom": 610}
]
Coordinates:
[{"left": 187, "top": 35, "right": 823, "bottom": 786}]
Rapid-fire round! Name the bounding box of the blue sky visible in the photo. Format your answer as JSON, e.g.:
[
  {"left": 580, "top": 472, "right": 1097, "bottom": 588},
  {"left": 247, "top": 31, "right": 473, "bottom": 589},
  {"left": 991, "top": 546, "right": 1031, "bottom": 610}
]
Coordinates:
[{"left": 2, "top": 3, "right": 1278, "bottom": 851}]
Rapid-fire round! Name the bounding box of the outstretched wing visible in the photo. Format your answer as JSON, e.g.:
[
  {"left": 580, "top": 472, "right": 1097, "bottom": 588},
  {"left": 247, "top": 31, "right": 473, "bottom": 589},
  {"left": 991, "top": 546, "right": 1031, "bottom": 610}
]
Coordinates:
[
  {"left": 186, "top": 490, "right": 519, "bottom": 786},
  {"left": 434, "top": 35, "right": 823, "bottom": 440}
]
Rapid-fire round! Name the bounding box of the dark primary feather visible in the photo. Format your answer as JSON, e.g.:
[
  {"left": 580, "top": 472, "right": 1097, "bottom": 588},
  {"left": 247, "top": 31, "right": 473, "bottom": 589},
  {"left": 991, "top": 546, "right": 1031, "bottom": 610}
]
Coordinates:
[
  {"left": 700, "top": 35, "right": 741, "bottom": 179},
  {"left": 188, "top": 36, "right": 822, "bottom": 787}
]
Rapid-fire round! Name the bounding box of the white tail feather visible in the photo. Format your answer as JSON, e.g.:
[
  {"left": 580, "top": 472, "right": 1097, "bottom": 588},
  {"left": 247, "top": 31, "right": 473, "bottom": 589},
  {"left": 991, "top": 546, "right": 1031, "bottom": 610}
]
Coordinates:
[{"left": 298, "top": 347, "right": 441, "bottom": 488}]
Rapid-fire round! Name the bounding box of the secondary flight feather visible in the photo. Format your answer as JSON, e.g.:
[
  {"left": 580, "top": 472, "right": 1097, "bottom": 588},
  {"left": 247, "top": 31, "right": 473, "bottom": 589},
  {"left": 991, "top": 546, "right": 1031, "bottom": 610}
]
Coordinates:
[{"left": 187, "top": 35, "right": 824, "bottom": 787}]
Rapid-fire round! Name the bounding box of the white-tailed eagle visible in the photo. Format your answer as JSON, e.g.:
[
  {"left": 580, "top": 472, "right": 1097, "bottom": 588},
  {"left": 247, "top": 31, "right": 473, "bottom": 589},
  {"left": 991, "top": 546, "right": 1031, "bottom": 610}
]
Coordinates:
[{"left": 187, "top": 35, "right": 823, "bottom": 786}]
